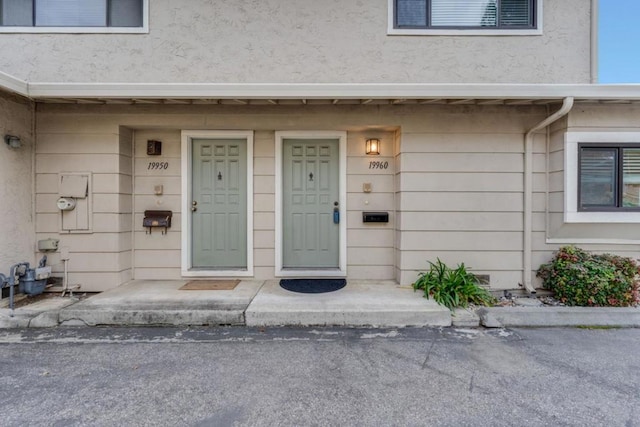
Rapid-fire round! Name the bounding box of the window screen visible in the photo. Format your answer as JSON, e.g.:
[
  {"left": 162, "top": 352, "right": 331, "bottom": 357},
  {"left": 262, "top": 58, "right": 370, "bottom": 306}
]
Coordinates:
[
  {"left": 1, "top": 0, "right": 33, "bottom": 26},
  {"left": 36, "top": 0, "right": 107, "bottom": 27},
  {"left": 109, "top": 0, "right": 143, "bottom": 27},
  {"left": 579, "top": 148, "right": 617, "bottom": 208}
]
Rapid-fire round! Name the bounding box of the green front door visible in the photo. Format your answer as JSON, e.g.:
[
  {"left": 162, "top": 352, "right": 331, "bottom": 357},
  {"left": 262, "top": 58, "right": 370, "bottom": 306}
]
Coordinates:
[
  {"left": 283, "top": 139, "right": 340, "bottom": 268},
  {"left": 191, "top": 139, "right": 247, "bottom": 269}
]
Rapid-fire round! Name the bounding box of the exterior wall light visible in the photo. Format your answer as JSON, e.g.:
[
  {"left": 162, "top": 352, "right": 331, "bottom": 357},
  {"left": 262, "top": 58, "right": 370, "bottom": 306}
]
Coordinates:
[
  {"left": 365, "top": 138, "right": 380, "bottom": 155},
  {"left": 4, "top": 135, "right": 22, "bottom": 148}
]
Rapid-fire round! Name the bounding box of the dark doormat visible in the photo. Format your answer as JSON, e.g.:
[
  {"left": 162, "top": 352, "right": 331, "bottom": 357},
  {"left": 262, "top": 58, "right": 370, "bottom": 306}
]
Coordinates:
[
  {"left": 280, "top": 279, "right": 347, "bottom": 294},
  {"left": 179, "top": 280, "right": 240, "bottom": 290}
]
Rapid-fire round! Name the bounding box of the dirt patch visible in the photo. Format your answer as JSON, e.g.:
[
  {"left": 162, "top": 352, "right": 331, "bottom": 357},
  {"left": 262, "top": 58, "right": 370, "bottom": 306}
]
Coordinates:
[{"left": 1, "top": 292, "right": 92, "bottom": 309}]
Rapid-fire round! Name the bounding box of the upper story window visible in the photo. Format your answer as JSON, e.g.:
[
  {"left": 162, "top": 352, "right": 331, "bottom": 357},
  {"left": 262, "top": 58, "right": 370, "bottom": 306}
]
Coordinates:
[
  {"left": 579, "top": 144, "right": 640, "bottom": 212},
  {"left": 390, "top": 0, "right": 540, "bottom": 35},
  {"left": 0, "top": 0, "right": 147, "bottom": 33}
]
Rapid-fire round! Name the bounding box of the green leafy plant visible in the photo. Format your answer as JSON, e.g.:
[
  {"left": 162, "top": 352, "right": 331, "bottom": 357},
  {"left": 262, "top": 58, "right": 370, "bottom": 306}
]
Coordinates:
[
  {"left": 412, "top": 258, "right": 496, "bottom": 310},
  {"left": 536, "top": 246, "right": 640, "bottom": 307}
]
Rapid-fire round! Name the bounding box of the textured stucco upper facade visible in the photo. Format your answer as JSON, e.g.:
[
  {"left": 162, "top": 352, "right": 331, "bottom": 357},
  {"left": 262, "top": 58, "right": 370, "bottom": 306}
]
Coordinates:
[
  {"left": 0, "top": 91, "right": 34, "bottom": 268},
  {"left": 0, "top": 0, "right": 594, "bottom": 84}
]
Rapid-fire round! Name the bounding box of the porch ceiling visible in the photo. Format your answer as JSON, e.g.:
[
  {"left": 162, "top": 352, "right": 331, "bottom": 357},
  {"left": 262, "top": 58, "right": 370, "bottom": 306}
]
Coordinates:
[
  {"left": 4, "top": 72, "right": 640, "bottom": 105},
  {"left": 31, "top": 97, "right": 640, "bottom": 106}
]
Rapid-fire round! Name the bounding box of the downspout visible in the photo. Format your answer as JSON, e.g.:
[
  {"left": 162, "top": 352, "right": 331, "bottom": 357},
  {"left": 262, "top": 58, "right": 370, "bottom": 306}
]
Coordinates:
[{"left": 523, "top": 97, "right": 574, "bottom": 294}]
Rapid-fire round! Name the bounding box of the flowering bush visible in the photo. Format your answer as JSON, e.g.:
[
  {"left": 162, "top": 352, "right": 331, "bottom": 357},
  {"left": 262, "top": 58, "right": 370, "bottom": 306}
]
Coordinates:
[{"left": 536, "top": 246, "right": 640, "bottom": 307}]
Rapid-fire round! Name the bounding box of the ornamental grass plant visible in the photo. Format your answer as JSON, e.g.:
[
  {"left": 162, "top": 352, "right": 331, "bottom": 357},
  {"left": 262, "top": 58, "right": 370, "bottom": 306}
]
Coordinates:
[{"left": 412, "top": 258, "right": 496, "bottom": 310}]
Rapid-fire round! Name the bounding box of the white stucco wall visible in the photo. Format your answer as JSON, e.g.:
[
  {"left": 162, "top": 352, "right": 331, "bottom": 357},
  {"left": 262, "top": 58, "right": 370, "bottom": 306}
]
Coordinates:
[
  {"left": 0, "top": 0, "right": 592, "bottom": 84},
  {"left": 0, "top": 91, "right": 34, "bottom": 269}
]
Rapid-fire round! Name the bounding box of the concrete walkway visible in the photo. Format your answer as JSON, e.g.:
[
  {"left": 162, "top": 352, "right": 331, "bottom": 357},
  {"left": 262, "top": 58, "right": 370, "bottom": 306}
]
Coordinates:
[
  {"left": 55, "top": 279, "right": 451, "bottom": 327},
  {"left": 3, "top": 279, "right": 640, "bottom": 328}
]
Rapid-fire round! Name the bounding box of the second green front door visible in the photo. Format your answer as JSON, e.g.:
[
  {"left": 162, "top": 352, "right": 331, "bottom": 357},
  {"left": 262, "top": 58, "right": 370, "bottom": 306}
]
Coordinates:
[{"left": 283, "top": 139, "right": 340, "bottom": 268}]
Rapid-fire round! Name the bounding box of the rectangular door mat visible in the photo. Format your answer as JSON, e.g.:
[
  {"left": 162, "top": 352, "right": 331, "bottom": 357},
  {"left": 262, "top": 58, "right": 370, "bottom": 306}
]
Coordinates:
[{"left": 179, "top": 280, "right": 241, "bottom": 291}]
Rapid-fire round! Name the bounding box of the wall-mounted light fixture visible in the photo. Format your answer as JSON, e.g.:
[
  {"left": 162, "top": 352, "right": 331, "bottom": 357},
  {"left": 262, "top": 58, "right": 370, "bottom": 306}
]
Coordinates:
[
  {"left": 365, "top": 138, "right": 380, "bottom": 155},
  {"left": 4, "top": 135, "right": 22, "bottom": 149}
]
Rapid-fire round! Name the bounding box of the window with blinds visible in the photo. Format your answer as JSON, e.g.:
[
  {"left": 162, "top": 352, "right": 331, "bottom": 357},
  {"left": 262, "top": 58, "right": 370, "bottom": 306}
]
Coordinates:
[
  {"left": 0, "top": 0, "right": 144, "bottom": 27},
  {"left": 579, "top": 145, "right": 640, "bottom": 210},
  {"left": 395, "top": 0, "right": 536, "bottom": 29}
]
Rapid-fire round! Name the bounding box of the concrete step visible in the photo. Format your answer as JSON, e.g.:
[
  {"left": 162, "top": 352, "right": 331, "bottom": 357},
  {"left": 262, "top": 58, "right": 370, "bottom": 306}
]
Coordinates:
[{"left": 245, "top": 281, "right": 451, "bottom": 327}]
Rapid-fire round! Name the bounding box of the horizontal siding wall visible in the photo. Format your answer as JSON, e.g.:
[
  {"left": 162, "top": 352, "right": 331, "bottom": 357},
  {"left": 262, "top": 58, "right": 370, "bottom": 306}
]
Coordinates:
[
  {"left": 395, "top": 108, "right": 549, "bottom": 289},
  {"left": 132, "top": 129, "right": 182, "bottom": 280},
  {"left": 132, "top": 128, "right": 396, "bottom": 281},
  {"left": 540, "top": 105, "right": 640, "bottom": 286},
  {"left": 35, "top": 103, "right": 556, "bottom": 291},
  {"left": 35, "top": 113, "right": 132, "bottom": 292}
]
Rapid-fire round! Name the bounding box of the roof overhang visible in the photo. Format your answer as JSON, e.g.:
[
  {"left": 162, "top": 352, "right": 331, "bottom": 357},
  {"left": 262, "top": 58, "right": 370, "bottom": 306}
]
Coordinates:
[{"left": 3, "top": 71, "right": 640, "bottom": 106}]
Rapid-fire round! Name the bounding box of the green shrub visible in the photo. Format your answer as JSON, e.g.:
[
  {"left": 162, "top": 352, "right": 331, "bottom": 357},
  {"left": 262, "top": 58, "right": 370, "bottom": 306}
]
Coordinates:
[
  {"left": 536, "top": 246, "right": 640, "bottom": 307},
  {"left": 412, "top": 258, "right": 496, "bottom": 310}
]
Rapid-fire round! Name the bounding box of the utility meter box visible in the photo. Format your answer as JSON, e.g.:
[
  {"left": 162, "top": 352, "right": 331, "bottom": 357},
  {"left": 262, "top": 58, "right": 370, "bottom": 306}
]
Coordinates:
[
  {"left": 38, "top": 238, "right": 60, "bottom": 252},
  {"left": 57, "top": 197, "right": 76, "bottom": 211},
  {"left": 59, "top": 173, "right": 92, "bottom": 233}
]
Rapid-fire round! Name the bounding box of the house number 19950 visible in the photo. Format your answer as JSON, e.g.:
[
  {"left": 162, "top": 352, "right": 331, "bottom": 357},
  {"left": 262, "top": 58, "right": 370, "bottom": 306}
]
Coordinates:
[
  {"left": 369, "top": 161, "right": 389, "bottom": 170},
  {"left": 148, "top": 162, "right": 169, "bottom": 170}
]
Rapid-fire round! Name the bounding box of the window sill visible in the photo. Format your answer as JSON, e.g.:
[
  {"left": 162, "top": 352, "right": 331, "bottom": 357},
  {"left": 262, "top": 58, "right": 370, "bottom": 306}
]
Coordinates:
[
  {"left": 565, "top": 211, "right": 640, "bottom": 224},
  {"left": 387, "top": 28, "right": 542, "bottom": 36},
  {"left": 0, "top": 26, "right": 148, "bottom": 34}
]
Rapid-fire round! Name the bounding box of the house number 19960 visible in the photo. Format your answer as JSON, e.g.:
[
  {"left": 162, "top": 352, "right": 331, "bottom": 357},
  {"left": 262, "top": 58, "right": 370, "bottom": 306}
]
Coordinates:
[{"left": 369, "top": 161, "right": 389, "bottom": 170}]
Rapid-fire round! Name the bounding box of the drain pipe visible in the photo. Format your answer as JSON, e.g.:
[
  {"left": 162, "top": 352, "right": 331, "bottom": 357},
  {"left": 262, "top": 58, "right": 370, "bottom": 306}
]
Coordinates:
[{"left": 523, "top": 97, "right": 574, "bottom": 294}]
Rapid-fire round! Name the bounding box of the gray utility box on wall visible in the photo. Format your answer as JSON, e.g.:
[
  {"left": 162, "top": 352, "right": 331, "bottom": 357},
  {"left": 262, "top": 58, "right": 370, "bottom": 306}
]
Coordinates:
[{"left": 363, "top": 212, "right": 389, "bottom": 223}]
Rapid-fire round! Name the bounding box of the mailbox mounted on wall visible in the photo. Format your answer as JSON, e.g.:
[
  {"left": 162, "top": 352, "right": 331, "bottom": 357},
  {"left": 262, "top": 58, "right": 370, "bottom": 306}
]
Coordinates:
[
  {"left": 363, "top": 212, "right": 389, "bottom": 223},
  {"left": 147, "top": 140, "right": 162, "bottom": 156},
  {"left": 143, "top": 210, "right": 172, "bottom": 234}
]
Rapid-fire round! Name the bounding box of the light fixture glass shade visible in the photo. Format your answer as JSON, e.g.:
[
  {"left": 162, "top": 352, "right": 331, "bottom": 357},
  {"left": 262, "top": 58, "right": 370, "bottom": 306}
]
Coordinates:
[
  {"left": 4, "top": 135, "right": 22, "bottom": 148},
  {"left": 366, "top": 138, "right": 380, "bottom": 155}
]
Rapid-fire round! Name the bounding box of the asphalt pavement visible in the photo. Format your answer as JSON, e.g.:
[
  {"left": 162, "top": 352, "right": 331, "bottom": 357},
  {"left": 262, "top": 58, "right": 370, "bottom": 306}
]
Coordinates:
[{"left": 0, "top": 326, "right": 638, "bottom": 426}]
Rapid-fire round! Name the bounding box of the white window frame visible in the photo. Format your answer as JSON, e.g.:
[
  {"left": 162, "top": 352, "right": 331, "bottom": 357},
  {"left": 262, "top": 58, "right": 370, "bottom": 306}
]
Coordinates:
[
  {"left": 0, "top": 0, "right": 149, "bottom": 34},
  {"left": 387, "top": 0, "right": 543, "bottom": 36},
  {"left": 565, "top": 131, "right": 640, "bottom": 223}
]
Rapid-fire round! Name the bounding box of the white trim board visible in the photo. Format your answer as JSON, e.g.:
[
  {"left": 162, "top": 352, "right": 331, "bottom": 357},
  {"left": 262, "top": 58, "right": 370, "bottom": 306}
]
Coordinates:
[
  {"left": 180, "top": 130, "right": 254, "bottom": 277},
  {"left": 2, "top": 69, "right": 640, "bottom": 101},
  {"left": 25, "top": 83, "right": 640, "bottom": 100},
  {"left": 275, "top": 131, "right": 348, "bottom": 278}
]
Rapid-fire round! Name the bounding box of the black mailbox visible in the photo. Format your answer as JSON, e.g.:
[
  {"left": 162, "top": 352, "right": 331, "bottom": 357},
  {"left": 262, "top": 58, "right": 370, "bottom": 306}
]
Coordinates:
[
  {"left": 363, "top": 212, "right": 389, "bottom": 223},
  {"left": 143, "top": 210, "right": 172, "bottom": 234}
]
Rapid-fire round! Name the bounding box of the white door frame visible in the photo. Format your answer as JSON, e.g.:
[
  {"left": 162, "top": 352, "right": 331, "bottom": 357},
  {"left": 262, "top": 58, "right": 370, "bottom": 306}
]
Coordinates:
[
  {"left": 275, "top": 131, "right": 347, "bottom": 277},
  {"left": 181, "top": 130, "right": 254, "bottom": 277}
]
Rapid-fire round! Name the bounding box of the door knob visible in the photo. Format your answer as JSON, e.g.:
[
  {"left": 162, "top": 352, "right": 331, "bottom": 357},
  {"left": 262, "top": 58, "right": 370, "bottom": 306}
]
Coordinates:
[{"left": 191, "top": 206, "right": 197, "bottom": 212}]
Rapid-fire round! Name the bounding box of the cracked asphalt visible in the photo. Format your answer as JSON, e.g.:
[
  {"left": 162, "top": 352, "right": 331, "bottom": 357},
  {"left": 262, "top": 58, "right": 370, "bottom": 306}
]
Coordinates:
[{"left": 0, "top": 327, "right": 638, "bottom": 426}]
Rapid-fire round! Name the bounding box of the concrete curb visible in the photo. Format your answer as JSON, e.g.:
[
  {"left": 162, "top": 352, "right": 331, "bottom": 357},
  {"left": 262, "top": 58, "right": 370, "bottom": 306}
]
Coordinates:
[
  {"left": 477, "top": 306, "right": 640, "bottom": 328},
  {"left": 451, "top": 308, "right": 480, "bottom": 327},
  {"left": 0, "top": 298, "right": 78, "bottom": 328}
]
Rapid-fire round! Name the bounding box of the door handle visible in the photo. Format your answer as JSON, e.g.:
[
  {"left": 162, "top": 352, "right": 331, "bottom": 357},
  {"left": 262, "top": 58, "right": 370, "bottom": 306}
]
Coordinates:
[{"left": 192, "top": 201, "right": 197, "bottom": 212}]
